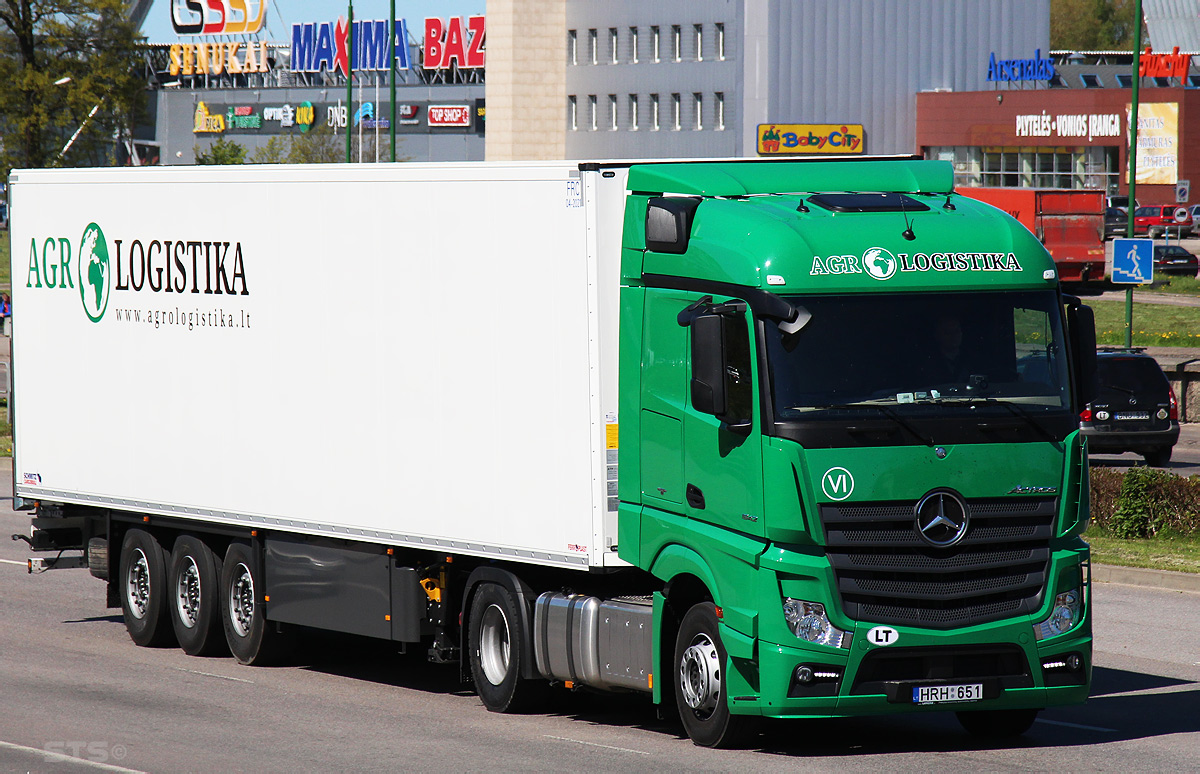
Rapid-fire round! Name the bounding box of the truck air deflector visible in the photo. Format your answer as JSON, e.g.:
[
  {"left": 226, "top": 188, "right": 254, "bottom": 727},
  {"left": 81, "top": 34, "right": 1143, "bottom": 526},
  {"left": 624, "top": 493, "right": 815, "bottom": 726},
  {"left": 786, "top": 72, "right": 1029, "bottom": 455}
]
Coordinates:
[{"left": 626, "top": 158, "right": 950, "bottom": 198}]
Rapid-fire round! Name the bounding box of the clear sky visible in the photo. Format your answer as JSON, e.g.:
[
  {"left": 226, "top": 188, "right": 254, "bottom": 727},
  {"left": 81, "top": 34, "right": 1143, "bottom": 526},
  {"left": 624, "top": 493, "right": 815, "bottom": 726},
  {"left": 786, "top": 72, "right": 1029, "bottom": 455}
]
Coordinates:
[{"left": 140, "top": 0, "right": 484, "bottom": 44}]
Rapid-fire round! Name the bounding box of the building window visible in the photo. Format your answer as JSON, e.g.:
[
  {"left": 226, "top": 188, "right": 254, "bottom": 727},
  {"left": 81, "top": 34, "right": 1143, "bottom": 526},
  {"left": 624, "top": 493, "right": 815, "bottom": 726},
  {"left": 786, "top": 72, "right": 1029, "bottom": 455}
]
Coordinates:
[
  {"left": 629, "top": 94, "right": 639, "bottom": 130},
  {"left": 630, "top": 27, "right": 639, "bottom": 63},
  {"left": 1081, "top": 74, "right": 1103, "bottom": 88},
  {"left": 1116, "top": 73, "right": 1133, "bottom": 88},
  {"left": 1153, "top": 76, "right": 1172, "bottom": 87},
  {"left": 568, "top": 30, "right": 577, "bottom": 65},
  {"left": 672, "top": 25, "right": 681, "bottom": 62},
  {"left": 716, "top": 92, "right": 725, "bottom": 130},
  {"left": 1189, "top": 74, "right": 1200, "bottom": 88},
  {"left": 589, "top": 95, "right": 597, "bottom": 131},
  {"left": 609, "top": 94, "right": 618, "bottom": 130},
  {"left": 694, "top": 92, "right": 703, "bottom": 130},
  {"left": 651, "top": 94, "right": 660, "bottom": 130},
  {"left": 694, "top": 25, "right": 703, "bottom": 61},
  {"left": 568, "top": 96, "right": 577, "bottom": 131},
  {"left": 588, "top": 29, "right": 597, "bottom": 65},
  {"left": 609, "top": 28, "right": 618, "bottom": 64},
  {"left": 651, "top": 26, "right": 660, "bottom": 62},
  {"left": 716, "top": 23, "right": 725, "bottom": 60},
  {"left": 671, "top": 93, "right": 681, "bottom": 130}
]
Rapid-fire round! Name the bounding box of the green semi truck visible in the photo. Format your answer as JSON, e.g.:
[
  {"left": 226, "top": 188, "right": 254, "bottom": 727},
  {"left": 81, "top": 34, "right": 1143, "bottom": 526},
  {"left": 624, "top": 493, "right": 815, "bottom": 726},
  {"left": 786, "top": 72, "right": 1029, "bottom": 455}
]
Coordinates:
[{"left": 13, "top": 156, "right": 1095, "bottom": 747}]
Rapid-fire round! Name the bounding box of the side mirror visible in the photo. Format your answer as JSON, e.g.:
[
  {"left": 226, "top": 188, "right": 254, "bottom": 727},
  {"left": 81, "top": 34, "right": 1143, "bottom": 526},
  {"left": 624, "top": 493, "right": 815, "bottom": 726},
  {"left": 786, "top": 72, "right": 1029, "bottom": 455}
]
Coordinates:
[
  {"left": 1067, "top": 303, "right": 1097, "bottom": 408},
  {"left": 690, "top": 311, "right": 752, "bottom": 431}
]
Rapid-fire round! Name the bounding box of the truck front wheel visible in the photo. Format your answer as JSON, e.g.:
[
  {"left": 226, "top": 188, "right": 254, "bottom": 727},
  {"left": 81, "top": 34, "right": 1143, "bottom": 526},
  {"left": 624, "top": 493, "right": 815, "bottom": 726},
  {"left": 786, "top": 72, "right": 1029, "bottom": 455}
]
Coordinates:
[
  {"left": 169, "top": 536, "right": 226, "bottom": 656},
  {"left": 119, "top": 529, "right": 176, "bottom": 647},
  {"left": 674, "top": 602, "right": 751, "bottom": 748},
  {"left": 220, "top": 542, "right": 288, "bottom": 665},
  {"left": 467, "top": 582, "right": 541, "bottom": 713}
]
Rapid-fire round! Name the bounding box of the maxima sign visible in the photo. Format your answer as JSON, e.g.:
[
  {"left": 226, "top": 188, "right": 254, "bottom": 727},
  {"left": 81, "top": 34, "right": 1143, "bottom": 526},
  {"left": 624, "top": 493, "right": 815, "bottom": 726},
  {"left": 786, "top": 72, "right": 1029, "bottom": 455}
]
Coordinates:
[{"left": 291, "top": 18, "right": 412, "bottom": 74}]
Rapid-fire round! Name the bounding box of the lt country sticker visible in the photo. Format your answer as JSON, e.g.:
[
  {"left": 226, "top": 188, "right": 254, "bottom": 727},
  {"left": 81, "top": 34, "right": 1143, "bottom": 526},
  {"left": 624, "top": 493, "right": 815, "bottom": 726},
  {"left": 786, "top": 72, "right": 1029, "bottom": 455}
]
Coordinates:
[{"left": 821, "top": 467, "right": 854, "bottom": 501}]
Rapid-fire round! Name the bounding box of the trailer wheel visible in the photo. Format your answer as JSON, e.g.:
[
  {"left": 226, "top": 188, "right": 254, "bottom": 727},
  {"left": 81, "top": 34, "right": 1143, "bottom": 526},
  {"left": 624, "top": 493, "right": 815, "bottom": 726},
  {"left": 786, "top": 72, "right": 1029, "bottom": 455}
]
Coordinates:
[
  {"left": 119, "top": 529, "right": 176, "bottom": 647},
  {"left": 674, "top": 602, "right": 751, "bottom": 748},
  {"left": 169, "top": 536, "right": 226, "bottom": 656},
  {"left": 956, "top": 708, "right": 1039, "bottom": 737},
  {"left": 220, "top": 542, "right": 287, "bottom": 665},
  {"left": 468, "top": 583, "right": 540, "bottom": 713}
]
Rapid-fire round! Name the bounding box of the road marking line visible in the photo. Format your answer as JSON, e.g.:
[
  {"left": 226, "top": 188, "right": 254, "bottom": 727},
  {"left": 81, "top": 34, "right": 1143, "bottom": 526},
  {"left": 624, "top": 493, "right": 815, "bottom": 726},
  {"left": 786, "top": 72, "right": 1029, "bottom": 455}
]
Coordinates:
[
  {"left": 542, "top": 735, "right": 650, "bottom": 755},
  {"left": 0, "top": 558, "right": 27, "bottom": 566},
  {"left": 172, "top": 667, "right": 254, "bottom": 684},
  {"left": 0, "top": 740, "right": 146, "bottom": 773},
  {"left": 1035, "top": 718, "right": 1117, "bottom": 733}
]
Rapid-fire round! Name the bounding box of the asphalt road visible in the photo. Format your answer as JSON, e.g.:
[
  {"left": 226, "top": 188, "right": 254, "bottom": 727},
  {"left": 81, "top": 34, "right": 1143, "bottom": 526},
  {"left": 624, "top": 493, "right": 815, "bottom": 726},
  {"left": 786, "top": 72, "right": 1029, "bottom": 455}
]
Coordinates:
[{"left": 1, "top": 470, "right": 1198, "bottom": 771}]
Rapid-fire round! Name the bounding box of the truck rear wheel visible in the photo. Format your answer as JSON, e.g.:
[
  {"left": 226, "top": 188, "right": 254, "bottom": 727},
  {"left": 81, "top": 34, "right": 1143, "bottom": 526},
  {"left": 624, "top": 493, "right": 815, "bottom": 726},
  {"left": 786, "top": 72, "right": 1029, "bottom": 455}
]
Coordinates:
[
  {"left": 119, "top": 529, "right": 176, "bottom": 647},
  {"left": 468, "top": 582, "right": 541, "bottom": 713},
  {"left": 956, "top": 708, "right": 1040, "bottom": 737},
  {"left": 220, "top": 542, "right": 288, "bottom": 665},
  {"left": 169, "top": 536, "right": 226, "bottom": 656},
  {"left": 674, "top": 602, "right": 751, "bottom": 748}
]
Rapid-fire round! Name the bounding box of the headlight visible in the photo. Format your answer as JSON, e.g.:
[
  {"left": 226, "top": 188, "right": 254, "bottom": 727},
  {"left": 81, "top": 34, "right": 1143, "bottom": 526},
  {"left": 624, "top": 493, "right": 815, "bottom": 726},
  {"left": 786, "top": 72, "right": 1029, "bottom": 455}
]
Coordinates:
[
  {"left": 782, "top": 598, "right": 849, "bottom": 648},
  {"left": 1033, "top": 588, "right": 1082, "bottom": 640}
]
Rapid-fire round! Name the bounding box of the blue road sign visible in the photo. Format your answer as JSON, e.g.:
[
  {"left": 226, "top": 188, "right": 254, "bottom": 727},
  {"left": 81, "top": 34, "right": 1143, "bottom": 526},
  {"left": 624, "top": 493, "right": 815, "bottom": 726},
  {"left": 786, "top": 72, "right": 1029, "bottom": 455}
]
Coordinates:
[{"left": 1111, "top": 238, "right": 1153, "bottom": 284}]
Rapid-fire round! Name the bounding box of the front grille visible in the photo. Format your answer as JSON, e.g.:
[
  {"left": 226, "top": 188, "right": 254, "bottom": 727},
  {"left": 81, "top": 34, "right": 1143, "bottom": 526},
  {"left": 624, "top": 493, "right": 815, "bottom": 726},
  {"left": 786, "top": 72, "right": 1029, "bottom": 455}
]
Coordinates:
[{"left": 821, "top": 497, "right": 1055, "bottom": 629}]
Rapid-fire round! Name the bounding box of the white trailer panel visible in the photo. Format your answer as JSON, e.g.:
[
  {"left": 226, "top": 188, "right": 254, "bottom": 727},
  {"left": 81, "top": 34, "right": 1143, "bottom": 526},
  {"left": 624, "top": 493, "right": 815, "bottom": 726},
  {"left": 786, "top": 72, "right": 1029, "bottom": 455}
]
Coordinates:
[{"left": 10, "top": 163, "right": 625, "bottom": 569}]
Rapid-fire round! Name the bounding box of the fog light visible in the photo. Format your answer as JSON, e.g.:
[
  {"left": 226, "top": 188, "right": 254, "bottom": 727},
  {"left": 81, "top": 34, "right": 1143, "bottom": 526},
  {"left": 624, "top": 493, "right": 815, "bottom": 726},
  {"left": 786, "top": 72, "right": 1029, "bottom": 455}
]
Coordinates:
[
  {"left": 1067, "top": 653, "right": 1082, "bottom": 671},
  {"left": 1033, "top": 588, "right": 1082, "bottom": 640},
  {"left": 795, "top": 665, "right": 814, "bottom": 684},
  {"left": 782, "top": 598, "right": 848, "bottom": 648}
]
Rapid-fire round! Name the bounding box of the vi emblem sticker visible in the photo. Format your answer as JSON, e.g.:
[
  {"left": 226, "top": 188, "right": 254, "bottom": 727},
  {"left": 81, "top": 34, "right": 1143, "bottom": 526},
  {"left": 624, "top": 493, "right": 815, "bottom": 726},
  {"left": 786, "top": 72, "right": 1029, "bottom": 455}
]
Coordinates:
[{"left": 821, "top": 467, "right": 854, "bottom": 501}]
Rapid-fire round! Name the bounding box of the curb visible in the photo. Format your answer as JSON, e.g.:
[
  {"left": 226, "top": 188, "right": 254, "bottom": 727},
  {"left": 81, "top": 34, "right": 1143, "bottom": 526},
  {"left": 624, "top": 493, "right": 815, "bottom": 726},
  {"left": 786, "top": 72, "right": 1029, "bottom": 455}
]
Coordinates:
[{"left": 1093, "top": 563, "right": 1200, "bottom": 594}]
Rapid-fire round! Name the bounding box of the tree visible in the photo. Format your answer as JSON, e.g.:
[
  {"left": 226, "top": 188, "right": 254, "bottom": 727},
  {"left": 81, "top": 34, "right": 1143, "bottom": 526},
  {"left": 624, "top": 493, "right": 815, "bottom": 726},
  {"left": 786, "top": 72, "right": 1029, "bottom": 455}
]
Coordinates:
[
  {"left": 195, "top": 137, "right": 248, "bottom": 165},
  {"left": 0, "top": 0, "right": 145, "bottom": 178},
  {"left": 1051, "top": 0, "right": 1143, "bottom": 50},
  {"left": 248, "top": 125, "right": 408, "bottom": 165}
]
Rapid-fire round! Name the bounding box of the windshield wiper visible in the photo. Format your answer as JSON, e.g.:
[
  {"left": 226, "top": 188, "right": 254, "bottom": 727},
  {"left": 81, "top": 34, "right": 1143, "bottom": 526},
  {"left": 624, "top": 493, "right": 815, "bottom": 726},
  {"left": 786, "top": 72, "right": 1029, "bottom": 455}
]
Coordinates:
[
  {"left": 798, "top": 402, "right": 936, "bottom": 447},
  {"left": 929, "top": 396, "right": 1061, "bottom": 444}
]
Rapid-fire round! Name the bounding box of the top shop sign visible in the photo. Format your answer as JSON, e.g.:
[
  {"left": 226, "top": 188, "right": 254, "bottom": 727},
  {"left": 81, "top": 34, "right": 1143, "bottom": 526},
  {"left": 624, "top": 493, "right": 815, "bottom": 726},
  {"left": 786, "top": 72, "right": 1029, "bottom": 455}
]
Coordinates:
[{"left": 171, "top": 0, "right": 266, "bottom": 35}]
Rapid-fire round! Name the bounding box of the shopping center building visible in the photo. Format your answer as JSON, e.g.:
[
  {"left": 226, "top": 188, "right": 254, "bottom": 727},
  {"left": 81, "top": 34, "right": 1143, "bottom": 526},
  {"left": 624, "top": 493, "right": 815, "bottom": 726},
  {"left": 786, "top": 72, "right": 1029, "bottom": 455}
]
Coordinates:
[{"left": 144, "top": 0, "right": 1196, "bottom": 203}]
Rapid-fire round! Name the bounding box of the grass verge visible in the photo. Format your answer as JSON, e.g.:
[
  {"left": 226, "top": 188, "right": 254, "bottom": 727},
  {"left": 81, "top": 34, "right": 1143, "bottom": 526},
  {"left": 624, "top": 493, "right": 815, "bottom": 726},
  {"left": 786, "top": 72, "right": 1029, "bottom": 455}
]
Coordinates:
[
  {"left": 1088, "top": 298, "right": 1200, "bottom": 347},
  {"left": 1084, "top": 530, "right": 1200, "bottom": 574}
]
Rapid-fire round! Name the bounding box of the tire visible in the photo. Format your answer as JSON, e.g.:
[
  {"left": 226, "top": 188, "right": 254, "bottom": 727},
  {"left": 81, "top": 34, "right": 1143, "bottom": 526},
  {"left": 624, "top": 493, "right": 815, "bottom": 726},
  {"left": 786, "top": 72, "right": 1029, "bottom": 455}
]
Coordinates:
[
  {"left": 674, "top": 602, "right": 752, "bottom": 748},
  {"left": 220, "top": 542, "right": 288, "bottom": 665},
  {"left": 1143, "top": 448, "right": 1172, "bottom": 467},
  {"left": 119, "top": 529, "right": 176, "bottom": 647},
  {"left": 956, "top": 708, "right": 1040, "bottom": 737},
  {"left": 467, "top": 582, "right": 542, "bottom": 713},
  {"left": 169, "top": 535, "right": 227, "bottom": 656}
]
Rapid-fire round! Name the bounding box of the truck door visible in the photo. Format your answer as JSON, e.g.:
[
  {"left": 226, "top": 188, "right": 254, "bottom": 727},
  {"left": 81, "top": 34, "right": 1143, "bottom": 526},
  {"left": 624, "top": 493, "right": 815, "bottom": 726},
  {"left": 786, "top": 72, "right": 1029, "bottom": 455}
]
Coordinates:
[{"left": 681, "top": 297, "right": 765, "bottom": 538}]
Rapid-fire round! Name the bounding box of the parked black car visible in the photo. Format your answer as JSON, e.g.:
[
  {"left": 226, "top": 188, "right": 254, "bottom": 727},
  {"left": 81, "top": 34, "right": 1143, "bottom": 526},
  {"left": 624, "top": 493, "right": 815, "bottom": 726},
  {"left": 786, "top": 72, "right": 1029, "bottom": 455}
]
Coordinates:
[
  {"left": 1152, "top": 244, "right": 1199, "bottom": 277},
  {"left": 1103, "top": 206, "right": 1128, "bottom": 239},
  {"left": 1081, "top": 348, "right": 1179, "bottom": 466}
]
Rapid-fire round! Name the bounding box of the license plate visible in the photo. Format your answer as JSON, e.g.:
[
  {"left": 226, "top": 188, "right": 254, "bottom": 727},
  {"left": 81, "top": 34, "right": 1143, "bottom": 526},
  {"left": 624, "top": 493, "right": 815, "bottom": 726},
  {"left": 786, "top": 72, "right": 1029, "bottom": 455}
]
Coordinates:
[
  {"left": 913, "top": 684, "right": 983, "bottom": 704},
  {"left": 1116, "top": 412, "right": 1150, "bottom": 420}
]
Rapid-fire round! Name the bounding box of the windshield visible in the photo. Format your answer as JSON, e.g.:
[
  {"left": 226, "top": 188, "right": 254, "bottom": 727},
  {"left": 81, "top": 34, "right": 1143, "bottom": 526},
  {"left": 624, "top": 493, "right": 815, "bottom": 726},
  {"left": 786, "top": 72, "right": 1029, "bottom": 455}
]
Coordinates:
[{"left": 765, "top": 290, "right": 1073, "bottom": 441}]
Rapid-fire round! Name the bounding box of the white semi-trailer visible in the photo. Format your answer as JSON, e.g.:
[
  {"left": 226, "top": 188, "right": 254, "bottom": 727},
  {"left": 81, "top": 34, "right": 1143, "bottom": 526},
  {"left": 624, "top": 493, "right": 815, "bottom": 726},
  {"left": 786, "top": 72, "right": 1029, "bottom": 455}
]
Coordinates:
[{"left": 11, "top": 160, "right": 1096, "bottom": 746}]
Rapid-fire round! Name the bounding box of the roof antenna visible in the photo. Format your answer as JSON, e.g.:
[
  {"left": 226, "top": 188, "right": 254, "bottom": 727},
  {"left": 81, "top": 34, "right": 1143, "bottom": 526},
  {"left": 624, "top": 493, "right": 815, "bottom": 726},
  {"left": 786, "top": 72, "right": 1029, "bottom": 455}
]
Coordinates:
[
  {"left": 943, "top": 194, "right": 956, "bottom": 210},
  {"left": 899, "top": 193, "right": 916, "bottom": 241}
]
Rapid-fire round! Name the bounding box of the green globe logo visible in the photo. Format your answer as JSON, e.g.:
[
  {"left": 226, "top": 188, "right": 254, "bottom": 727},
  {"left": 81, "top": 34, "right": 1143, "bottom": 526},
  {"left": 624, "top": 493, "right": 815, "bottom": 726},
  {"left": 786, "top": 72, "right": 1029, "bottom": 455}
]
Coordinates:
[{"left": 78, "top": 222, "right": 111, "bottom": 322}]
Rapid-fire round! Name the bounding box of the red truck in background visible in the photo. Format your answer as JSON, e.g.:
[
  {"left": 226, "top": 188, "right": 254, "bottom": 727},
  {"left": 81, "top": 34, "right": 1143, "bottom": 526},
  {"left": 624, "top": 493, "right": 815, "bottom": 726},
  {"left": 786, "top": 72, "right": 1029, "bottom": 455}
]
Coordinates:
[{"left": 958, "top": 188, "right": 1106, "bottom": 283}]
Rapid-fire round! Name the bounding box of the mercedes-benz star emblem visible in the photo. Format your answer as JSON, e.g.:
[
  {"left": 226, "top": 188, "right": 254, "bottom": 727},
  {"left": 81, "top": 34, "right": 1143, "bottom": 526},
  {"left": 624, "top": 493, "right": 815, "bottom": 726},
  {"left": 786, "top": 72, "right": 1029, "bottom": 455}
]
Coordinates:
[{"left": 914, "top": 491, "right": 970, "bottom": 547}]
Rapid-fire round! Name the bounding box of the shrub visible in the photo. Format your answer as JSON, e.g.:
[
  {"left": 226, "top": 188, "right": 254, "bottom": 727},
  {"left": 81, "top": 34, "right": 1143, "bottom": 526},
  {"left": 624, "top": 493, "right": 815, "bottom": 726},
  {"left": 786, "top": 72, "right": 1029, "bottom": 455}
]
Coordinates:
[{"left": 1089, "top": 466, "right": 1200, "bottom": 537}]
